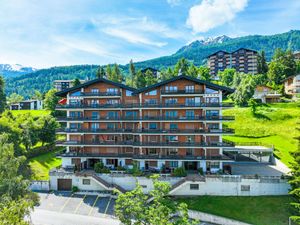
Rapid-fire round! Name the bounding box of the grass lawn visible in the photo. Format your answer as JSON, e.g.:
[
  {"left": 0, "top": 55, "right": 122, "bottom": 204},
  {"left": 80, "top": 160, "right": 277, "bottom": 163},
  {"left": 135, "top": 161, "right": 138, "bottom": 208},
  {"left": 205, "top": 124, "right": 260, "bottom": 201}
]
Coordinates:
[
  {"left": 177, "top": 196, "right": 292, "bottom": 225},
  {"left": 223, "top": 102, "right": 300, "bottom": 166},
  {"left": 28, "top": 147, "right": 62, "bottom": 180},
  {"left": 11, "top": 109, "right": 50, "bottom": 117}
]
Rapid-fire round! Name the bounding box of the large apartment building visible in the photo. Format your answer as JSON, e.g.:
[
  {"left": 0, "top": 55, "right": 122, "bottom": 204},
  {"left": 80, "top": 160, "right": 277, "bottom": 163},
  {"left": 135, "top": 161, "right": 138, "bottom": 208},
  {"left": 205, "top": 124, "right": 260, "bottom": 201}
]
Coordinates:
[
  {"left": 208, "top": 48, "right": 258, "bottom": 78},
  {"left": 55, "top": 75, "right": 235, "bottom": 174}
]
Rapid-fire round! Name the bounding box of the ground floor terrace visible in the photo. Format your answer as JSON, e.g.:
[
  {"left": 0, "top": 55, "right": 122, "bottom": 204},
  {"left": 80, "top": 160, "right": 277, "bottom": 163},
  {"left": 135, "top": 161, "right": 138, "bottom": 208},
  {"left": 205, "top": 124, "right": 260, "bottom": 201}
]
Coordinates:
[{"left": 61, "top": 155, "right": 230, "bottom": 174}]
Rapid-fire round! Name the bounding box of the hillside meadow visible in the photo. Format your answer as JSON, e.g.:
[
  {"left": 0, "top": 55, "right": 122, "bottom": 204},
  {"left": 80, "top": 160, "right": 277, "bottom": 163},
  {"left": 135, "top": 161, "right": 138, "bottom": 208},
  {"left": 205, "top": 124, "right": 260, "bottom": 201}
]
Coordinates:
[{"left": 223, "top": 102, "right": 300, "bottom": 166}]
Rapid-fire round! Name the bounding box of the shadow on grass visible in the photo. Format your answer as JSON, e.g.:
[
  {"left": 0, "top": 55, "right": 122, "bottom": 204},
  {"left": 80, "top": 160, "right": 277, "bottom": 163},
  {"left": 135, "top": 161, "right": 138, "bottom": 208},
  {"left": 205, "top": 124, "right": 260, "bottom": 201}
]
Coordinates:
[{"left": 252, "top": 112, "right": 271, "bottom": 120}]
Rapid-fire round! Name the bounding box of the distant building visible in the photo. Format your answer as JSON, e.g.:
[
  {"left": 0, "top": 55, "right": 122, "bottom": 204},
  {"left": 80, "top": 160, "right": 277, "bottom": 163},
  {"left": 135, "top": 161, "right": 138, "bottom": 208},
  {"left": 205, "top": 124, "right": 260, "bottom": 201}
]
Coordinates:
[
  {"left": 253, "top": 85, "right": 281, "bottom": 103},
  {"left": 54, "top": 80, "right": 85, "bottom": 91},
  {"left": 283, "top": 74, "right": 300, "bottom": 98},
  {"left": 141, "top": 67, "right": 160, "bottom": 79},
  {"left": 293, "top": 51, "right": 300, "bottom": 61},
  {"left": 10, "top": 99, "right": 43, "bottom": 110},
  {"left": 208, "top": 48, "right": 258, "bottom": 79}
]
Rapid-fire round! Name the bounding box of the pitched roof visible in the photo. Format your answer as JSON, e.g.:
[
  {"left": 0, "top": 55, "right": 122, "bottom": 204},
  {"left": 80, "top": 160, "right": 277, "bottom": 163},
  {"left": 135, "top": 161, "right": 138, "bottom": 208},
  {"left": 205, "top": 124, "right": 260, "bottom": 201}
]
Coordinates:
[
  {"left": 133, "top": 75, "right": 234, "bottom": 95},
  {"left": 55, "top": 77, "right": 137, "bottom": 97},
  {"left": 231, "top": 48, "right": 258, "bottom": 54},
  {"left": 207, "top": 50, "right": 230, "bottom": 58}
]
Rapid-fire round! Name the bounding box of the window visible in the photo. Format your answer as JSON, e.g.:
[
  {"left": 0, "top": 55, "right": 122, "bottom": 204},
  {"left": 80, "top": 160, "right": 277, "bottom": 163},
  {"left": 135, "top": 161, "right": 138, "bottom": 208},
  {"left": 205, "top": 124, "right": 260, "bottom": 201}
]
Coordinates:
[
  {"left": 165, "top": 86, "right": 178, "bottom": 93},
  {"left": 205, "top": 88, "right": 218, "bottom": 94},
  {"left": 91, "top": 111, "right": 99, "bottom": 119},
  {"left": 218, "top": 62, "right": 223, "bottom": 68},
  {"left": 82, "top": 179, "right": 90, "bottom": 185},
  {"left": 90, "top": 99, "right": 99, "bottom": 106},
  {"left": 70, "top": 91, "right": 81, "bottom": 97},
  {"left": 106, "top": 123, "right": 113, "bottom": 130},
  {"left": 149, "top": 149, "right": 157, "bottom": 155},
  {"left": 207, "top": 123, "right": 219, "bottom": 129},
  {"left": 207, "top": 97, "right": 219, "bottom": 103},
  {"left": 107, "top": 99, "right": 119, "bottom": 105},
  {"left": 186, "top": 136, "right": 194, "bottom": 142},
  {"left": 107, "top": 88, "right": 118, "bottom": 94},
  {"left": 185, "top": 98, "right": 195, "bottom": 106},
  {"left": 168, "top": 148, "right": 178, "bottom": 155},
  {"left": 149, "top": 123, "right": 157, "bottom": 130},
  {"left": 69, "top": 99, "right": 81, "bottom": 105},
  {"left": 190, "top": 184, "right": 199, "bottom": 190},
  {"left": 206, "top": 110, "right": 219, "bottom": 117},
  {"left": 145, "top": 90, "right": 157, "bottom": 96},
  {"left": 145, "top": 99, "right": 157, "bottom": 105},
  {"left": 106, "top": 159, "right": 114, "bottom": 165},
  {"left": 207, "top": 162, "right": 220, "bottom": 169},
  {"left": 126, "top": 90, "right": 133, "bottom": 96},
  {"left": 70, "top": 123, "right": 81, "bottom": 129},
  {"left": 91, "top": 123, "right": 99, "bottom": 130},
  {"left": 165, "top": 111, "right": 178, "bottom": 118},
  {"left": 166, "top": 136, "right": 178, "bottom": 142},
  {"left": 165, "top": 98, "right": 177, "bottom": 105},
  {"left": 107, "top": 111, "right": 118, "bottom": 118},
  {"left": 186, "top": 110, "right": 194, "bottom": 118},
  {"left": 170, "top": 123, "right": 178, "bottom": 130},
  {"left": 169, "top": 161, "right": 178, "bottom": 168},
  {"left": 141, "top": 185, "right": 147, "bottom": 188},
  {"left": 70, "top": 111, "right": 82, "bottom": 118},
  {"left": 185, "top": 85, "right": 194, "bottom": 93},
  {"left": 241, "top": 185, "right": 250, "bottom": 191},
  {"left": 107, "top": 135, "right": 115, "bottom": 141},
  {"left": 91, "top": 88, "right": 99, "bottom": 93},
  {"left": 125, "top": 111, "right": 137, "bottom": 118}
]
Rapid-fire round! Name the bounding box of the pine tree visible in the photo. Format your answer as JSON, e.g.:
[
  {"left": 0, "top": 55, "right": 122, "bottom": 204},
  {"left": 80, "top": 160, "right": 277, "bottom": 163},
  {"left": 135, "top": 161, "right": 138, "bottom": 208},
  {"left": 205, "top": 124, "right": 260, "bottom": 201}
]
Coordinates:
[
  {"left": 174, "top": 58, "right": 189, "bottom": 75},
  {"left": 111, "top": 63, "right": 122, "bottom": 83},
  {"left": 257, "top": 50, "right": 268, "bottom": 74},
  {"left": 72, "top": 78, "right": 81, "bottom": 86},
  {"left": 135, "top": 70, "right": 146, "bottom": 88},
  {"left": 129, "top": 59, "right": 136, "bottom": 87},
  {"left": 106, "top": 64, "right": 113, "bottom": 80},
  {"left": 0, "top": 76, "right": 6, "bottom": 113},
  {"left": 96, "top": 66, "right": 106, "bottom": 79},
  {"left": 145, "top": 69, "right": 156, "bottom": 86}
]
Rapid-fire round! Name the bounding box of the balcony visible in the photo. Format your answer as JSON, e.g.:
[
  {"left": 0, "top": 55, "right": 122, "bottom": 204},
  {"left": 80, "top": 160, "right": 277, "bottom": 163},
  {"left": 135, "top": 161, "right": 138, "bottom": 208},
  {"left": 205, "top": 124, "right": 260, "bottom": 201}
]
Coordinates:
[
  {"left": 56, "top": 140, "right": 235, "bottom": 148},
  {"left": 56, "top": 115, "right": 235, "bottom": 122},
  {"left": 80, "top": 91, "right": 121, "bottom": 97},
  {"left": 56, "top": 102, "right": 234, "bottom": 109},
  {"left": 161, "top": 89, "right": 205, "bottom": 95},
  {"left": 56, "top": 128, "right": 234, "bottom": 135},
  {"left": 59, "top": 151, "right": 232, "bottom": 161}
]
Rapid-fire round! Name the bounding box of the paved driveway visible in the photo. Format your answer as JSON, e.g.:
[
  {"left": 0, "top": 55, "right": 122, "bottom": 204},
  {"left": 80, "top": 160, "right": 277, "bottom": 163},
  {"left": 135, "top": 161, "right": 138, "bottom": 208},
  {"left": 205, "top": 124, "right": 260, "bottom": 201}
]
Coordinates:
[
  {"left": 32, "top": 192, "right": 212, "bottom": 225},
  {"left": 36, "top": 192, "right": 116, "bottom": 216}
]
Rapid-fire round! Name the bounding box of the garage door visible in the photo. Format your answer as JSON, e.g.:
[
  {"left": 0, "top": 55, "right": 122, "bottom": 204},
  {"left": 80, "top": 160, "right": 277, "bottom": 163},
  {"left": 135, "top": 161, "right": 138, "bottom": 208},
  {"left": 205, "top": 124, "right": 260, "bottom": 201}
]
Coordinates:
[{"left": 57, "top": 179, "right": 72, "bottom": 191}]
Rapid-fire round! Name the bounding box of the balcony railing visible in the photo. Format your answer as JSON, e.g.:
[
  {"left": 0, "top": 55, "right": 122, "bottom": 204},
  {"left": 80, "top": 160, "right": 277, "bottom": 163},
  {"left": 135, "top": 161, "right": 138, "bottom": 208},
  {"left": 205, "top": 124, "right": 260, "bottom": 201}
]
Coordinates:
[
  {"left": 59, "top": 151, "right": 231, "bottom": 160},
  {"left": 56, "top": 115, "right": 235, "bottom": 121},
  {"left": 56, "top": 140, "right": 235, "bottom": 147},
  {"left": 80, "top": 91, "right": 121, "bottom": 97},
  {"left": 56, "top": 128, "right": 234, "bottom": 134},
  {"left": 56, "top": 102, "right": 234, "bottom": 109},
  {"left": 161, "top": 89, "right": 205, "bottom": 95}
]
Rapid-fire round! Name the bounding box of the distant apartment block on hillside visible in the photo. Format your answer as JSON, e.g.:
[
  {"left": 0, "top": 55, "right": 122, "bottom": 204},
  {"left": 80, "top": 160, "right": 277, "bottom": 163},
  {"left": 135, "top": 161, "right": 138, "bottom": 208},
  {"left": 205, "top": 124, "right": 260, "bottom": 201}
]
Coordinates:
[
  {"left": 10, "top": 99, "right": 43, "bottom": 110},
  {"left": 294, "top": 51, "right": 300, "bottom": 61},
  {"left": 54, "top": 80, "right": 85, "bottom": 91},
  {"left": 208, "top": 48, "right": 258, "bottom": 79}
]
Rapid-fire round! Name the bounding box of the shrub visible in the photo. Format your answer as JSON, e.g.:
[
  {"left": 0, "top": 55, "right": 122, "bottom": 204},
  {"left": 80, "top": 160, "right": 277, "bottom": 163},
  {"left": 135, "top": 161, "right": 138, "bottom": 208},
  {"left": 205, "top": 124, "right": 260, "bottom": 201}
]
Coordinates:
[
  {"left": 94, "top": 161, "right": 104, "bottom": 173},
  {"left": 198, "top": 167, "right": 204, "bottom": 175},
  {"left": 72, "top": 186, "right": 79, "bottom": 192},
  {"left": 172, "top": 167, "right": 187, "bottom": 177}
]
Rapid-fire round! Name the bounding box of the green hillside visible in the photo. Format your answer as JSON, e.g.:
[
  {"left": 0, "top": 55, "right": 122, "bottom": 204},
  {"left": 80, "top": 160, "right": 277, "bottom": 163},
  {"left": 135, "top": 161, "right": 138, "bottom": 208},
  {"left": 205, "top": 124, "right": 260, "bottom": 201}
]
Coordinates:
[
  {"left": 5, "top": 30, "right": 300, "bottom": 98},
  {"left": 223, "top": 102, "right": 300, "bottom": 166}
]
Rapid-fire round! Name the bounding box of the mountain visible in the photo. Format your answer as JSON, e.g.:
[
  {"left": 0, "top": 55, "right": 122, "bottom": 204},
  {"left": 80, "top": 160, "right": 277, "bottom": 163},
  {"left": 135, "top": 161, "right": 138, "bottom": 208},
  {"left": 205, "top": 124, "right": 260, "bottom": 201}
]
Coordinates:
[
  {"left": 5, "top": 30, "right": 300, "bottom": 98},
  {"left": 0, "top": 64, "right": 36, "bottom": 78}
]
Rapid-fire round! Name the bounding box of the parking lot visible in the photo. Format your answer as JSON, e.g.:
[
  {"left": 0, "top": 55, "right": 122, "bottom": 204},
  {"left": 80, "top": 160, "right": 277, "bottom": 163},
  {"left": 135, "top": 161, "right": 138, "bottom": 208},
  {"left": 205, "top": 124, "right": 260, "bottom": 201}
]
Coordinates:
[{"left": 37, "top": 192, "right": 116, "bottom": 218}]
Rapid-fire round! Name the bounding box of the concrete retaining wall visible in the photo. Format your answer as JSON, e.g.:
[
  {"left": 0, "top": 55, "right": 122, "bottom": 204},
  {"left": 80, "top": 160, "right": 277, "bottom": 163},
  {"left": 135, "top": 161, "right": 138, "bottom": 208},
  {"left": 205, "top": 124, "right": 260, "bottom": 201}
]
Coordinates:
[{"left": 30, "top": 181, "right": 50, "bottom": 191}]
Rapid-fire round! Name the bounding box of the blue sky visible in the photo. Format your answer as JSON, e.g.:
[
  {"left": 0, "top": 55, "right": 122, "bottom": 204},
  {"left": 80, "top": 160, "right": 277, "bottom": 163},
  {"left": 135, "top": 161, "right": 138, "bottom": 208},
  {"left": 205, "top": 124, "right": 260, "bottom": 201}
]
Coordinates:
[{"left": 0, "top": 0, "right": 300, "bottom": 68}]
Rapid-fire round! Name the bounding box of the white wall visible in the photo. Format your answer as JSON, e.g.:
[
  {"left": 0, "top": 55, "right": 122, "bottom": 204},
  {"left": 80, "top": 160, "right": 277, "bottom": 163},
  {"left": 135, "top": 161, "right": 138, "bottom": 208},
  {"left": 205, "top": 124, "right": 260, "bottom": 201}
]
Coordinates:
[
  {"left": 30, "top": 181, "right": 50, "bottom": 191},
  {"left": 49, "top": 172, "right": 290, "bottom": 196}
]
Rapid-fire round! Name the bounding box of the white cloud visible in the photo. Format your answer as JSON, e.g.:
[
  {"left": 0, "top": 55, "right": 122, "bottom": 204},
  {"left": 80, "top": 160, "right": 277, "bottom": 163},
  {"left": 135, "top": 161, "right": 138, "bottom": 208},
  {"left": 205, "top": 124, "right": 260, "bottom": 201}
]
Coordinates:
[
  {"left": 102, "top": 28, "right": 167, "bottom": 47},
  {"left": 186, "top": 0, "right": 248, "bottom": 33},
  {"left": 167, "top": 0, "right": 182, "bottom": 7}
]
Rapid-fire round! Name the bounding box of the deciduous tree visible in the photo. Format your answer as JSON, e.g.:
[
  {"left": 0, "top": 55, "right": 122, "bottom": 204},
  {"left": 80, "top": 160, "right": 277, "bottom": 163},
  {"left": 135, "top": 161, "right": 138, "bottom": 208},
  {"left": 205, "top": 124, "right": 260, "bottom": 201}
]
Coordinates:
[
  {"left": 44, "top": 89, "right": 59, "bottom": 112},
  {"left": 115, "top": 175, "right": 197, "bottom": 225},
  {"left": 0, "top": 76, "right": 6, "bottom": 113},
  {"left": 7, "top": 93, "right": 24, "bottom": 104}
]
